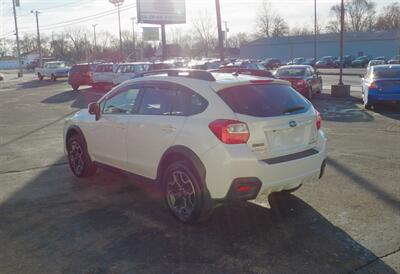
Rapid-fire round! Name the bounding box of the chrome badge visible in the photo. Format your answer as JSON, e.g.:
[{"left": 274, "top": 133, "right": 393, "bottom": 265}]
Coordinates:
[{"left": 289, "top": 121, "right": 297, "bottom": 128}]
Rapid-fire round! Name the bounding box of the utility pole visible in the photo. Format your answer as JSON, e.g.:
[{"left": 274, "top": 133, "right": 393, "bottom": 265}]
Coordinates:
[
  {"left": 31, "top": 10, "right": 42, "bottom": 68},
  {"left": 131, "top": 17, "right": 136, "bottom": 61},
  {"left": 109, "top": 0, "right": 124, "bottom": 61},
  {"left": 12, "top": 0, "right": 23, "bottom": 77},
  {"left": 314, "top": 0, "right": 317, "bottom": 63},
  {"left": 224, "top": 21, "right": 229, "bottom": 49},
  {"left": 92, "top": 24, "right": 98, "bottom": 48},
  {"left": 215, "top": 0, "right": 224, "bottom": 62}
]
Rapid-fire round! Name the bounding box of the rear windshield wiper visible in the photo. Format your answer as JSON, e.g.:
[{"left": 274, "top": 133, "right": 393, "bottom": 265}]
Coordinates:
[{"left": 283, "top": 106, "right": 305, "bottom": 114}]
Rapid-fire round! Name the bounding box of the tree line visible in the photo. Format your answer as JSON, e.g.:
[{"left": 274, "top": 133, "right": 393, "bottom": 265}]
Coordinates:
[{"left": 0, "top": 0, "right": 399, "bottom": 62}]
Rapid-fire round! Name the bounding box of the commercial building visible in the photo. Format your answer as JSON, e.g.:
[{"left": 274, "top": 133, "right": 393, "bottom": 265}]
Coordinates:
[{"left": 240, "top": 31, "right": 400, "bottom": 62}]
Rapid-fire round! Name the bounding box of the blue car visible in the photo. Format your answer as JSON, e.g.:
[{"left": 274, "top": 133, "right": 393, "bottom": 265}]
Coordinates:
[{"left": 361, "top": 64, "right": 400, "bottom": 109}]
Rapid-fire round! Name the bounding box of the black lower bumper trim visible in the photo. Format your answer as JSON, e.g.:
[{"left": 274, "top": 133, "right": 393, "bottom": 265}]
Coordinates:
[{"left": 263, "top": 149, "right": 319, "bottom": 165}]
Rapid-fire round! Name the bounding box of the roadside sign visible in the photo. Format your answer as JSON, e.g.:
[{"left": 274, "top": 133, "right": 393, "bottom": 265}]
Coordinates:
[
  {"left": 137, "top": 0, "right": 186, "bottom": 25},
  {"left": 142, "top": 27, "right": 160, "bottom": 41}
]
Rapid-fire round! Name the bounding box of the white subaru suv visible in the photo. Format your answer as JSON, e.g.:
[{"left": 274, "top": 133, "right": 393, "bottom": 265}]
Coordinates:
[{"left": 64, "top": 69, "right": 327, "bottom": 224}]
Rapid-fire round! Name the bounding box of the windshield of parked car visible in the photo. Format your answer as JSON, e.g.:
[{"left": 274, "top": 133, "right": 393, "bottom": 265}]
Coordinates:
[
  {"left": 218, "top": 84, "right": 309, "bottom": 117},
  {"left": 373, "top": 66, "right": 400, "bottom": 79},
  {"left": 275, "top": 68, "right": 306, "bottom": 77}
]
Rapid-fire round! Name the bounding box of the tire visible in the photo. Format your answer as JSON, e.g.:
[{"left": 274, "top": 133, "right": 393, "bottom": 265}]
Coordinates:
[
  {"left": 317, "top": 80, "right": 323, "bottom": 94},
  {"left": 38, "top": 73, "right": 43, "bottom": 81},
  {"left": 307, "top": 87, "right": 313, "bottom": 100},
  {"left": 67, "top": 134, "right": 97, "bottom": 178},
  {"left": 163, "top": 161, "right": 212, "bottom": 224},
  {"left": 51, "top": 74, "right": 57, "bottom": 81},
  {"left": 71, "top": 85, "right": 79, "bottom": 91}
]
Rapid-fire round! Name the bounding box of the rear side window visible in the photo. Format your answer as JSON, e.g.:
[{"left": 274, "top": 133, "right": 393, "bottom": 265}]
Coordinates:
[
  {"left": 96, "top": 65, "right": 113, "bottom": 72},
  {"left": 138, "top": 87, "right": 175, "bottom": 115},
  {"left": 71, "top": 65, "right": 89, "bottom": 72},
  {"left": 219, "top": 84, "right": 309, "bottom": 117}
]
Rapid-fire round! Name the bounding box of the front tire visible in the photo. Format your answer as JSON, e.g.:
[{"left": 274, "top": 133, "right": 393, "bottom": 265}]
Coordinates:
[
  {"left": 67, "top": 134, "right": 96, "bottom": 178},
  {"left": 38, "top": 73, "right": 43, "bottom": 81},
  {"left": 51, "top": 74, "right": 57, "bottom": 81},
  {"left": 163, "top": 161, "right": 212, "bottom": 224}
]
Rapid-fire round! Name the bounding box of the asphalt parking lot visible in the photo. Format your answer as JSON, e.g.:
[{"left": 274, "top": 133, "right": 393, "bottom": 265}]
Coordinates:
[{"left": 0, "top": 71, "right": 399, "bottom": 274}]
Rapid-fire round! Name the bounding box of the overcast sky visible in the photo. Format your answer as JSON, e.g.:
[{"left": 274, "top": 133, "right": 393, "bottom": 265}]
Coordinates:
[{"left": 0, "top": 0, "right": 395, "bottom": 41}]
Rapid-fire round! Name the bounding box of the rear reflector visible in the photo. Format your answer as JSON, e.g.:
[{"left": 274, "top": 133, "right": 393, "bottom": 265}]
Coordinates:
[
  {"left": 209, "top": 119, "right": 250, "bottom": 144},
  {"left": 227, "top": 178, "right": 262, "bottom": 201},
  {"left": 316, "top": 111, "right": 322, "bottom": 130}
]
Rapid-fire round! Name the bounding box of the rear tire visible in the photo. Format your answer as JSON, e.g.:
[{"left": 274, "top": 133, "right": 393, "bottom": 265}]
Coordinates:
[
  {"left": 71, "top": 85, "right": 79, "bottom": 91},
  {"left": 67, "top": 134, "right": 97, "bottom": 178},
  {"left": 38, "top": 73, "right": 43, "bottom": 81},
  {"left": 307, "top": 87, "right": 313, "bottom": 100},
  {"left": 163, "top": 161, "right": 212, "bottom": 224},
  {"left": 51, "top": 74, "right": 57, "bottom": 81}
]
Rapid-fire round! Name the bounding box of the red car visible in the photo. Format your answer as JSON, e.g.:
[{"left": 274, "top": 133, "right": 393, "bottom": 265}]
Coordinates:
[
  {"left": 275, "top": 65, "right": 323, "bottom": 99},
  {"left": 68, "top": 63, "right": 99, "bottom": 91}
]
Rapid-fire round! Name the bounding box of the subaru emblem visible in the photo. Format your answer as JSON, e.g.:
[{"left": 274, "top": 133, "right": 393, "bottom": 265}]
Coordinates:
[{"left": 289, "top": 121, "right": 297, "bottom": 128}]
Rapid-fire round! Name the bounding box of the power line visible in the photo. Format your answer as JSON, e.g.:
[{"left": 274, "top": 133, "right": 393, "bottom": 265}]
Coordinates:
[{"left": 19, "top": 4, "right": 136, "bottom": 32}]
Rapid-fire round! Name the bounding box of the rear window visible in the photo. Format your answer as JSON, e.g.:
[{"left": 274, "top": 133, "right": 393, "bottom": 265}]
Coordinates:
[
  {"left": 71, "top": 65, "right": 89, "bottom": 72},
  {"left": 276, "top": 68, "right": 306, "bottom": 77},
  {"left": 219, "top": 84, "right": 310, "bottom": 117},
  {"left": 374, "top": 67, "right": 400, "bottom": 79}
]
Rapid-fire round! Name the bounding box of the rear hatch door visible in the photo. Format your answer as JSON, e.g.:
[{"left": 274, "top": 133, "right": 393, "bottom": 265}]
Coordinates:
[{"left": 218, "top": 83, "right": 318, "bottom": 160}]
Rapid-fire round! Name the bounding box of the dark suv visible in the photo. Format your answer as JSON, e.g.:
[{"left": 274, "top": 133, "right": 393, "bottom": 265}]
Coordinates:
[{"left": 68, "top": 63, "right": 98, "bottom": 91}]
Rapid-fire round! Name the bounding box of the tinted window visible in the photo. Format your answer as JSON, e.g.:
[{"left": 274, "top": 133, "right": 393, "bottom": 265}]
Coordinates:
[
  {"left": 96, "top": 65, "right": 113, "bottom": 72},
  {"left": 138, "top": 87, "right": 175, "bottom": 115},
  {"left": 172, "top": 89, "right": 208, "bottom": 116},
  {"left": 373, "top": 67, "right": 400, "bottom": 79},
  {"left": 276, "top": 68, "right": 306, "bottom": 77},
  {"left": 219, "top": 84, "right": 309, "bottom": 117},
  {"left": 103, "top": 87, "right": 140, "bottom": 114},
  {"left": 71, "top": 65, "right": 89, "bottom": 72}
]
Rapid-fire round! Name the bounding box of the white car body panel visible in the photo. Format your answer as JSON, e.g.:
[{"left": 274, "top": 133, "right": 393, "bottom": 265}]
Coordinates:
[{"left": 64, "top": 73, "right": 327, "bottom": 201}]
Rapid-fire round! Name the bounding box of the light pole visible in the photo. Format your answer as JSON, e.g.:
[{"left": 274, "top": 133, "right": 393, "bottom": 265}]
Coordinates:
[
  {"left": 215, "top": 0, "right": 224, "bottom": 61},
  {"left": 109, "top": 0, "right": 124, "bottom": 61},
  {"left": 339, "top": 0, "right": 345, "bottom": 85},
  {"left": 31, "top": 10, "right": 42, "bottom": 68},
  {"left": 314, "top": 0, "right": 317, "bottom": 62},
  {"left": 12, "top": 0, "right": 23, "bottom": 77},
  {"left": 131, "top": 17, "right": 136, "bottom": 61}
]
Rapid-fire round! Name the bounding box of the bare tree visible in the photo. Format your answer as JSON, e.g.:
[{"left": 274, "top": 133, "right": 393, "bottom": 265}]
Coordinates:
[
  {"left": 326, "top": 4, "right": 343, "bottom": 33},
  {"left": 227, "top": 32, "right": 251, "bottom": 48},
  {"left": 271, "top": 15, "right": 289, "bottom": 37},
  {"left": 375, "top": 2, "right": 400, "bottom": 30},
  {"left": 256, "top": 0, "right": 289, "bottom": 38},
  {"left": 347, "top": 0, "right": 376, "bottom": 32},
  {"left": 256, "top": 0, "right": 274, "bottom": 37},
  {"left": 326, "top": 0, "right": 376, "bottom": 33},
  {"left": 192, "top": 10, "right": 217, "bottom": 57}
]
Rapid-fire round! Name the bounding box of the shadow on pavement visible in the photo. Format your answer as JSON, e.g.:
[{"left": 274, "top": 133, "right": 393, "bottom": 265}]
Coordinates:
[
  {"left": 312, "top": 93, "right": 374, "bottom": 123},
  {"left": 0, "top": 163, "right": 395, "bottom": 274},
  {"left": 41, "top": 88, "right": 105, "bottom": 109},
  {"left": 372, "top": 104, "right": 400, "bottom": 121},
  {"left": 16, "top": 79, "right": 68, "bottom": 89},
  {"left": 327, "top": 157, "right": 400, "bottom": 211}
]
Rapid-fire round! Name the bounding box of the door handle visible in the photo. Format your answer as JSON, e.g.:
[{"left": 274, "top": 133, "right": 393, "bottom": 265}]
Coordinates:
[{"left": 162, "top": 125, "right": 176, "bottom": 133}]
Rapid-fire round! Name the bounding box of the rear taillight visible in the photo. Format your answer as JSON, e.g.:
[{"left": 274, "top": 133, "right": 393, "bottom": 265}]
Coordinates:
[
  {"left": 316, "top": 111, "right": 322, "bottom": 130},
  {"left": 209, "top": 119, "right": 250, "bottom": 144}
]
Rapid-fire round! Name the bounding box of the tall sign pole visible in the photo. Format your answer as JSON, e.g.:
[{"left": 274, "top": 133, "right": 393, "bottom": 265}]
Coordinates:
[
  {"left": 215, "top": 0, "right": 224, "bottom": 62},
  {"left": 31, "top": 10, "right": 42, "bottom": 68},
  {"left": 339, "top": 0, "right": 344, "bottom": 85},
  {"left": 12, "top": 0, "right": 23, "bottom": 77},
  {"left": 161, "top": 24, "right": 167, "bottom": 61}
]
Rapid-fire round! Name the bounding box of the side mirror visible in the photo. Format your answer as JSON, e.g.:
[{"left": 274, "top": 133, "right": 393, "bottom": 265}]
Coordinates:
[{"left": 88, "top": 102, "right": 101, "bottom": 121}]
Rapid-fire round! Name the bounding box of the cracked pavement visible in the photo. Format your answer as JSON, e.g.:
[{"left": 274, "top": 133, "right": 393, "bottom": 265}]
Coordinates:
[{"left": 0, "top": 72, "right": 399, "bottom": 274}]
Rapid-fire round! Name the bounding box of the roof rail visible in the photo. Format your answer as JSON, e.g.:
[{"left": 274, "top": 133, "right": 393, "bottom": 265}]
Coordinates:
[
  {"left": 134, "top": 69, "right": 216, "bottom": 81},
  {"left": 209, "top": 68, "right": 274, "bottom": 78}
]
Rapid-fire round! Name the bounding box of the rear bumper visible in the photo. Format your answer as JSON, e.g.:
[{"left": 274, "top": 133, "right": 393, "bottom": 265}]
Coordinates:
[
  {"left": 369, "top": 93, "right": 400, "bottom": 102},
  {"left": 202, "top": 130, "right": 327, "bottom": 199}
]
